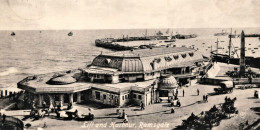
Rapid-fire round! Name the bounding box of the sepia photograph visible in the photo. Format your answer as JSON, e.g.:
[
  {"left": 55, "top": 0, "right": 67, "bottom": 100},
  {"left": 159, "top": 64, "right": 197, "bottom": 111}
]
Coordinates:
[{"left": 0, "top": 0, "right": 260, "bottom": 129}]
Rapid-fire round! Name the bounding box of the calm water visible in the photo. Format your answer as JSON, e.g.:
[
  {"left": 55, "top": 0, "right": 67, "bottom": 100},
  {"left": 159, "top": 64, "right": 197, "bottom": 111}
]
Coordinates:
[{"left": 0, "top": 28, "right": 260, "bottom": 89}]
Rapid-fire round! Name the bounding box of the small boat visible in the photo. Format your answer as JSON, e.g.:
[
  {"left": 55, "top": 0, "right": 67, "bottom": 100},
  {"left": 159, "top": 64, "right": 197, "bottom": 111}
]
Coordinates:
[
  {"left": 11, "top": 32, "right": 15, "bottom": 36},
  {"left": 68, "top": 32, "right": 73, "bottom": 36},
  {"left": 254, "top": 48, "right": 258, "bottom": 49}
]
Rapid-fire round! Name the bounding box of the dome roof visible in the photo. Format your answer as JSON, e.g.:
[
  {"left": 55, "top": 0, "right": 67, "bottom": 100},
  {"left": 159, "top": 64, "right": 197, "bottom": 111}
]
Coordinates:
[
  {"left": 47, "top": 75, "right": 76, "bottom": 85},
  {"left": 158, "top": 75, "right": 178, "bottom": 90}
]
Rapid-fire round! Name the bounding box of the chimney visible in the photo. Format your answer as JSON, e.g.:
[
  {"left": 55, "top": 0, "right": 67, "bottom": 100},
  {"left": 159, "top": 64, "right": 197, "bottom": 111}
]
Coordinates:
[{"left": 240, "top": 30, "right": 245, "bottom": 76}]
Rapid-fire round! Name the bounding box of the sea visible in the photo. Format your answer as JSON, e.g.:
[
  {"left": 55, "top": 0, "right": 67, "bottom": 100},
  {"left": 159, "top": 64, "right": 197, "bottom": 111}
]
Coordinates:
[{"left": 0, "top": 28, "right": 260, "bottom": 90}]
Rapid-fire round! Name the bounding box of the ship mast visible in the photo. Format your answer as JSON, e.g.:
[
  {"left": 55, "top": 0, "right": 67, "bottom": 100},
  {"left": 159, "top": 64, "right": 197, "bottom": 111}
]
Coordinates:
[
  {"left": 216, "top": 38, "right": 219, "bottom": 54},
  {"left": 215, "top": 38, "right": 224, "bottom": 54},
  {"left": 228, "top": 28, "right": 232, "bottom": 58}
]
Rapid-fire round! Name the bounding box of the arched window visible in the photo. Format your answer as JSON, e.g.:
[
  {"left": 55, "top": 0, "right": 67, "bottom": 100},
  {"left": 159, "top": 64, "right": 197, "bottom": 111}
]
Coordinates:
[
  {"left": 181, "top": 54, "right": 187, "bottom": 58},
  {"left": 173, "top": 55, "right": 179, "bottom": 59},
  {"left": 189, "top": 52, "right": 194, "bottom": 57},
  {"left": 164, "top": 56, "right": 172, "bottom": 62}
]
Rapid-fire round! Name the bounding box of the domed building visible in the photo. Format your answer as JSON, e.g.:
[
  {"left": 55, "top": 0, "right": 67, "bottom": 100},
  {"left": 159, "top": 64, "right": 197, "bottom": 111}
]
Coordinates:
[
  {"left": 18, "top": 47, "right": 210, "bottom": 107},
  {"left": 47, "top": 75, "right": 77, "bottom": 85},
  {"left": 157, "top": 74, "right": 179, "bottom": 102}
]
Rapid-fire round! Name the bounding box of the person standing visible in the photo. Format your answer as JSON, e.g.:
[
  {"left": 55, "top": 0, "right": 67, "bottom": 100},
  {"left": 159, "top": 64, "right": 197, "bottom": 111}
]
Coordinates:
[
  {"left": 121, "top": 109, "right": 125, "bottom": 119},
  {"left": 183, "top": 89, "right": 185, "bottom": 97},
  {"left": 176, "top": 89, "right": 178, "bottom": 97},
  {"left": 123, "top": 114, "right": 128, "bottom": 123},
  {"left": 171, "top": 107, "right": 175, "bottom": 113},
  {"left": 140, "top": 101, "right": 145, "bottom": 110},
  {"left": 3, "top": 114, "right": 6, "bottom": 123},
  {"left": 197, "top": 89, "right": 200, "bottom": 96}
]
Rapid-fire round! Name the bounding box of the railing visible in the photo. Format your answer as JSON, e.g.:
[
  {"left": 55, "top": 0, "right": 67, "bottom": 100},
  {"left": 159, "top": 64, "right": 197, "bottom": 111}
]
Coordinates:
[
  {"left": 0, "top": 115, "right": 24, "bottom": 130},
  {"left": 36, "top": 85, "right": 90, "bottom": 93},
  {"left": 233, "top": 78, "right": 260, "bottom": 85}
]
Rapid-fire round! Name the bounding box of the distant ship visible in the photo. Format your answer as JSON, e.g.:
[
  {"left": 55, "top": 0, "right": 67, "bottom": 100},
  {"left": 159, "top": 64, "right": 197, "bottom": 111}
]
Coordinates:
[
  {"left": 95, "top": 30, "right": 178, "bottom": 51},
  {"left": 175, "top": 33, "right": 197, "bottom": 39},
  {"left": 214, "top": 30, "right": 228, "bottom": 36},
  {"left": 68, "top": 32, "right": 73, "bottom": 36},
  {"left": 11, "top": 32, "right": 15, "bottom": 36}
]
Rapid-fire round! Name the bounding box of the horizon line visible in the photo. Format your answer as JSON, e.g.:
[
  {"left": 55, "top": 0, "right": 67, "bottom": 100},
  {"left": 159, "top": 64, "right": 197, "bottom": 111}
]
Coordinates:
[{"left": 1, "top": 27, "right": 260, "bottom": 31}]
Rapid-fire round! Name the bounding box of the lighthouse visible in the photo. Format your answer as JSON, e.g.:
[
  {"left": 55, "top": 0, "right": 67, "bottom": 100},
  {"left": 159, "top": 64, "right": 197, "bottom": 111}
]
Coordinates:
[{"left": 240, "top": 30, "right": 245, "bottom": 76}]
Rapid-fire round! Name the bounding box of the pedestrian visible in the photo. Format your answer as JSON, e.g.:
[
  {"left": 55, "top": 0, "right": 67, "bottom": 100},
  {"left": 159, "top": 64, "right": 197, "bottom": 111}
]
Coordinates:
[
  {"left": 183, "top": 89, "right": 185, "bottom": 97},
  {"left": 249, "top": 75, "right": 252, "bottom": 84},
  {"left": 205, "top": 95, "right": 208, "bottom": 102},
  {"left": 177, "top": 100, "right": 181, "bottom": 107},
  {"left": 123, "top": 114, "right": 128, "bottom": 123},
  {"left": 203, "top": 95, "right": 205, "bottom": 102},
  {"left": 43, "top": 122, "right": 47, "bottom": 128},
  {"left": 171, "top": 107, "right": 175, "bottom": 113},
  {"left": 140, "top": 101, "right": 145, "bottom": 110},
  {"left": 42, "top": 101, "right": 46, "bottom": 110},
  {"left": 2, "top": 114, "right": 6, "bottom": 123},
  {"left": 88, "top": 108, "right": 94, "bottom": 120},
  {"left": 197, "top": 89, "right": 200, "bottom": 96},
  {"left": 176, "top": 89, "right": 178, "bottom": 97},
  {"left": 121, "top": 109, "right": 125, "bottom": 119}
]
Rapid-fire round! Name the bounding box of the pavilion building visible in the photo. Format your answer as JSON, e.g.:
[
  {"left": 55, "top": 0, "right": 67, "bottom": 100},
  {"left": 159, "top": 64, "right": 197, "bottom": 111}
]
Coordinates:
[{"left": 18, "top": 47, "right": 209, "bottom": 107}]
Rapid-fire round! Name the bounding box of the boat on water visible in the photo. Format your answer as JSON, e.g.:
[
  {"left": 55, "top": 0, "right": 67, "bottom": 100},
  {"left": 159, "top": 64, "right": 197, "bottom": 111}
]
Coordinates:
[
  {"left": 68, "top": 32, "right": 73, "bottom": 36},
  {"left": 175, "top": 33, "right": 197, "bottom": 39},
  {"left": 95, "top": 30, "right": 177, "bottom": 51},
  {"left": 11, "top": 32, "right": 15, "bottom": 36},
  {"left": 214, "top": 30, "right": 228, "bottom": 36}
]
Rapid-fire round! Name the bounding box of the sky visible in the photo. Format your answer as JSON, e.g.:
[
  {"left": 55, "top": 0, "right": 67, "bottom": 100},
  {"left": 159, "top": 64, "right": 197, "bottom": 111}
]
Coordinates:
[{"left": 0, "top": 0, "right": 260, "bottom": 30}]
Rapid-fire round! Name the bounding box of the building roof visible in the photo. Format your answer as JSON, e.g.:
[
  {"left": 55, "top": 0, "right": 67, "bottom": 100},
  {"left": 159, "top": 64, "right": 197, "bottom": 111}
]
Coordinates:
[
  {"left": 17, "top": 70, "right": 90, "bottom": 93},
  {"left": 18, "top": 70, "right": 156, "bottom": 94},
  {"left": 48, "top": 75, "right": 77, "bottom": 85},
  {"left": 158, "top": 75, "right": 178, "bottom": 90},
  {"left": 89, "top": 47, "right": 205, "bottom": 73},
  {"left": 102, "top": 47, "right": 194, "bottom": 58}
]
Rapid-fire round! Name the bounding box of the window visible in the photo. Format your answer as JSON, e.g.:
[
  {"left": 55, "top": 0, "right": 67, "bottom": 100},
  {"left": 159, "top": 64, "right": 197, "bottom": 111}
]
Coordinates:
[
  {"left": 125, "top": 95, "right": 128, "bottom": 99},
  {"left": 133, "top": 94, "right": 137, "bottom": 99},
  {"left": 164, "top": 56, "right": 172, "bottom": 61},
  {"left": 138, "top": 95, "right": 142, "bottom": 100},
  {"left": 122, "top": 96, "right": 124, "bottom": 100},
  {"left": 115, "top": 96, "right": 118, "bottom": 103},
  {"left": 103, "top": 94, "right": 106, "bottom": 100},
  {"left": 95, "top": 91, "right": 100, "bottom": 100},
  {"left": 173, "top": 55, "right": 179, "bottom": 59},
  {"left": 111, "top": 95, "right": 114, "bottom": 100},
  {"left": 181, "top": 54, "right": 187, "bottom": 58},
  {"left": 189, "top": 52, "right": 194, "bottom": 57}
]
